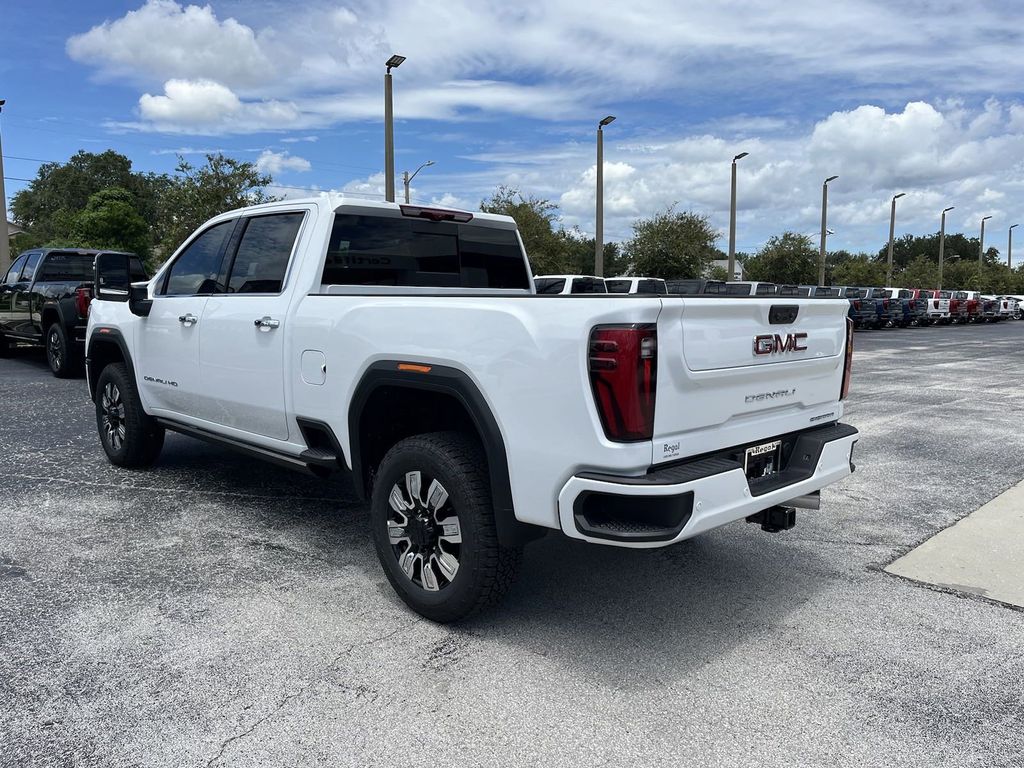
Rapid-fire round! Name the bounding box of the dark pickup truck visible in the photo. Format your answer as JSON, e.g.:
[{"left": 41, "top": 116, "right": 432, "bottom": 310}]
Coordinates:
[
  {"left": 0, "top": 248, "right": 146, "bottom": 377},
  {"left": 833, "top": 286, "right": 876, "bottom": 329}
]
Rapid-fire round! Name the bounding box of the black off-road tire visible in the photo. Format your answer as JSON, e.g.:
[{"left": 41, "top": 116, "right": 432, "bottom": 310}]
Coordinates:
[
  {"left": 95, "top": 363, "right": 165, "bottom": 468},
  {"left": 46, "top": 322, "right": 80, "bottom": 378},
  {"left": 0, "top": 333, "right": 12, "bottom": 358},
  {"left": 371, "top": 431, "right": 522, "bottom": 623}
]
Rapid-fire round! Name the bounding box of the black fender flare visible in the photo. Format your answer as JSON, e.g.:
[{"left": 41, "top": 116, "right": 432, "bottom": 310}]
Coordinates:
[
  {"left": 85, "top": 327, "right": 136, "bottom": 401},
  {"left": 349, "top": 361, "right": 539, "bottom": 547}
]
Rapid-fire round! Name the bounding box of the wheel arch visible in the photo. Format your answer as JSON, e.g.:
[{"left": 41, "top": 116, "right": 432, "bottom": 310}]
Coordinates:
[
  {"left": 349, "top": 361, "right": 537, "bottom": 547},
  {"left": 86, "top": 328, "right": 135, "bottom": 401}
]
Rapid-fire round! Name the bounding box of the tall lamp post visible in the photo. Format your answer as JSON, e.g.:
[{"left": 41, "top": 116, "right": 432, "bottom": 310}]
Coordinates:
[
  {"left": 885, "top": 192, "right": 905, "bottom": 287},
  {"left": 818, "top": 175, "right": 839, "bottom": 285},
  {"left": 402, "top": 160, "right": 435, "bottom": 204},
  {"left": 383, "top": 54, "right": 405, "bottom": 203},
  {"left": 0, "top": 99, "right": 10, "bottom": 274},
  {"left": 1009, "top": 224, "right": 1019, "bottom": 269},
  {"left": 938, "top": 206, "right": 954, "bottom": 289},
  {"left": 595, "top": 115, "right": 615, "bottom": 277},
  {"left": 979, "top": 214, "right": 992, "bottom": 283},
  {"left": 727, "top": 151, "right": 748, "bottom": 282}
]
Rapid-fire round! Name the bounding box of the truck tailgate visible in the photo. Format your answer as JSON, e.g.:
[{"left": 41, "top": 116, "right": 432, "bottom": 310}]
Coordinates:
[{"left": 652, "top": 297, "right": 849, "bottom": 464}]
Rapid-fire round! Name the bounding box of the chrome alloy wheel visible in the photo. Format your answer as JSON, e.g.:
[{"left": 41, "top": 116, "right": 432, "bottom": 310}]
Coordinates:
[
  {"left": 387, "top": 470, "right": 462, "bottom": 592},
  {"left": 47, "top": 327, "right": 63, "bottom": 371},
  {"left": 101, "top": 382, "right": 127, "bottom": 451}
]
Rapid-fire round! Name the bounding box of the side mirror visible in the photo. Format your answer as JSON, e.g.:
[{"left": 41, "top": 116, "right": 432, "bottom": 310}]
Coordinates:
[
  {"left": 129, "top": 284, "right": 152, "bottom": 317},
  {"left": 94, "top": 252, "right": 131, "bottom": 302}
]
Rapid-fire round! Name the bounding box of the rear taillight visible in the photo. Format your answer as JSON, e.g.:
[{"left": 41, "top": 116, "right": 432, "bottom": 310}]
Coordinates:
[
  {"left": 840, "top": 318, "right": 854, "bottom": 400},
  {"left": 588, "top": 324, "right": 657, "bottom": 441},
  {"left": 76, "top": 287, "right": 92, "bottom": 318},
  {"left": 853, "top": 300, "right": 861, "bottom": 310}
]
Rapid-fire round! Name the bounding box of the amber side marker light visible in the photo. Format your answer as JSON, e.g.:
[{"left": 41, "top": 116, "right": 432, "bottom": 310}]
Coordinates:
[{"left": 398, "top": 363, "right": 433, "bottom": 374}]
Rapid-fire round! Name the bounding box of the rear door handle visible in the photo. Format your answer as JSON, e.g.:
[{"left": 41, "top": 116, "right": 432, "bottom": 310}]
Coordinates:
[
  {"left": 254, "top": 316, "right": 280, "bottom": 330},
  {"left": 178, "top": 313, "right": 198, "bottom": 326}
]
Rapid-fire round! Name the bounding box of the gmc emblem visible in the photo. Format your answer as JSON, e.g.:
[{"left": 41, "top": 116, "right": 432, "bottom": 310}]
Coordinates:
[{"left": 753, "top": 332, "right": 808, "bottom": 356}]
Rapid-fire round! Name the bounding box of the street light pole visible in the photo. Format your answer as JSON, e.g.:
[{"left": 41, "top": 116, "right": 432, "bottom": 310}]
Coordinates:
[
  {"left": 938, "top": 206, "right": 953, "bottom": 289},
  {"left": 886, "top": 192, "right": 905, "bottom": 288},
  {"left": 595, "top": 115, "right": 615, "bottom": 277},
  {"left": 0, "top": 99, "right": 10, "bottom": 274},
  {"left": 402, "top": 160, "right": 435, "bottom": 204},
  {"left": 818, "top": 175, "right": 838, "bottom": 285},
  {"left": 1009, "top": 224, "right": 1019, "bottom": 269},
  {"left": 979, "top": 215, "right": 992, "bottom": 283},
  {"left": 383, "top": 55, "right": 405, "bottom": 203},
  {"left": 727, "top": 152, "right": 748, "bottom": 282}
]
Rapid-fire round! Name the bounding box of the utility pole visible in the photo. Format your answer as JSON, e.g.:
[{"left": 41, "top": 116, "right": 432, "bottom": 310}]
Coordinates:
[
  {"left": 938, "top": 206, "right": 953, "bottom": 289},
  {"left": 1009, "top": 224, "right": 1019, "bottom": 269},
  {"left": 383, "top": 55, "right": 405, "bottom": 203},
  {"left": 979, "top": 215, "right": 992, "bottom": 284},
  {"left": 0, "top": 99, "right": 10, "bottom": 275},
  {"left": 818, "top": 175, "right": 838, "bottom": 285},
  {"left": 402, "top": 160, "right": 435, "bottom": 204},
  {"left": 885, "top": 192, "right": 905, "bottom": 288},
  {"left": 727, "top": 152, "right": 748, "bottom": 282},
  {"left": 595, "top": 115, "right": 615, "bottom": 277}
]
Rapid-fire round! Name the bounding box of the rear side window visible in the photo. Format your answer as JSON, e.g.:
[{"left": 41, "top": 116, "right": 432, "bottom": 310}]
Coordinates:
[
  {"left": 163, "top": 221, "right": 234, "bottom": 296},
  {"left": 534, "top": 278, "right": 566, "bottom": 294},
  {"left": 226, "top": 213, "right": 304, "bottom": 294},
  {"left": 570, "top": 277, "right": 606, "bottom": 294},
  {"left": 38, "top": 253, "right": 94, "bottom": 281},
  {"left": 606, "top": 280, "right": 632, "bottom": 294},
  {"left": 322, "top": 215, "right": 529, "bottom": 289}
]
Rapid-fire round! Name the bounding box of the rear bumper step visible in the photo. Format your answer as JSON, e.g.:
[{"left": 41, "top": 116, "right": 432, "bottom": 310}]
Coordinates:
[{"left": 558, "top": 422, "right": 858, "bottom": 548}]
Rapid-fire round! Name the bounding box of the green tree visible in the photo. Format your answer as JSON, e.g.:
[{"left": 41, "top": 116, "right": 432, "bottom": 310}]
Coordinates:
[
  {"left": 11, "top": 150, "right": 168, "bottom": 247},
  {"left": 481, "top": 186, "right": 568, "bottom": 275},
  {"left": 832, "top": 255, "right": 886, "bottom": 286},
  {"left": 877, "top": 232, "right": 1000, "bottom": 270},
  {"left": 157, "top": 153, "right": 273, "bottom": 261},
  {"left": 707, "top": 264, "right": 729, "bottom": 281},
  {"left": 743, "top": 232, "right": 817, "bottom": 284},
  {"left": 897, "top": 255, "right": 938, "bottom": 288},
  {"left": 622, "top": 207, "right": 719, "bottom": 279},
  {"left": 71, "top": 187, "right": 151, "bottom": 258}
]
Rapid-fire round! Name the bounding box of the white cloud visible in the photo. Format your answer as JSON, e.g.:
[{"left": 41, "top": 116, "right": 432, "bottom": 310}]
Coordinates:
[
  {"left": 132, "top": 79, "right": 304, "bottom": 133},
  {"left": 67, "top": 0, "right": 273, "bottom": 88},
  {"left": 255, "top": 150, "right": 312, "bottom": 174},
  {"left": 281, "top": 135, "right": 319, "bottom": 143}
]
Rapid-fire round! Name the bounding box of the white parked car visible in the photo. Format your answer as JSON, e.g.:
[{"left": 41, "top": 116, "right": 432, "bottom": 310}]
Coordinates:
[
  {"left": 86, "top": 195, "right": 858, "bottom": 621},
  {"left": 533, "top": 275, "right": 607, "bottom": 294},
  {"left": 605, "top": 276, "right": 668, "bottom": 294}
]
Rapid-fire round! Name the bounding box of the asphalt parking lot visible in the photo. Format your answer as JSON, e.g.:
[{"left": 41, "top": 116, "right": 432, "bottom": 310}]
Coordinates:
[{"left": 2, "top": 323, "right": 1023, "bottom": 768}]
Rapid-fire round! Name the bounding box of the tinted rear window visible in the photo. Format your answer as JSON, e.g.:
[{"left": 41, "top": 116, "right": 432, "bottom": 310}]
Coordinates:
[
  {"left": 534, "top": 278, "right": 566, "bottom": 294},
  {"left": 844, "top": 288, "right": 864, "bottom": 298},
  {"left": 812, "top": 287, "right": 840, "bottom": 297},
  {"left": 38, "top": 252, "right": 146, "bottom": 282},
  {"left": 637, "top": 279, "right": 667, "bottom": 295},
  {"left": 606, "top": 280, "right": 632, "bottom": 293},
  {"left": 725, "top": 283, "right": 752, "bottom": 295},
  {"left": 666, "top": 280, "right": 704, "bottom": 294},
  {"left": 322, "top": 215, "right": 529, "bottom": 289},
  {"left": 777, "top": 285, "right": 810, "bottom": 296},
  {"left": 570, "top": 277, "right": 607, "bottom": 294},
  {"left": 755, "top": 283, "right": 776, "bottom": 295}
]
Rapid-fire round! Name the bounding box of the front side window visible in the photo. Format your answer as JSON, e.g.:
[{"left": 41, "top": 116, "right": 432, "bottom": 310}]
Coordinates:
[
  {"left": 534, "top": 278, "right": 566, "bottom": 294},
  {"left": 20, "top": 252, "right": 42, "bottom": 281},
  {"left": 226, "top": 213, "right": 304, "bottom": 294},
  {"left": 4, "top": 254, "right": 29, "bottom": 284},
  {"left": 163, "top": 221, "right": 234, "bottom": 296},
  {"left": 322, "top": 215, "right": 529, "bottom": 289}
]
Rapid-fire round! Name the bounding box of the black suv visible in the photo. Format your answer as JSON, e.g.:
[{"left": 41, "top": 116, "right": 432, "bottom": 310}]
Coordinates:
[{"left": 0, "top": 248, "right": 147, "bottom": 377}]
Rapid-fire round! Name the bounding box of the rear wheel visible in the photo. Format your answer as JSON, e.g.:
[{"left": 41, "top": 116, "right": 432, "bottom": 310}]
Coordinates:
[
  {"left": 371, "top": 431, "right": 521, "bottom": 622},
  {"left": 95, "top": 363, "right": 165, "bottom": 468},
  {"left": 46, "top": 323, "right": 80, "bottom": 378}
]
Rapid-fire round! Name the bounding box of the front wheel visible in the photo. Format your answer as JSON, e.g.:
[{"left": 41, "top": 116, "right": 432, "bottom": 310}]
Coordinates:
[
  {"left": 95, "top": 363, "right": 165, "bottom": 468},
  {"left": 371, "top": 431, "right": 521, "bottom": 622}
]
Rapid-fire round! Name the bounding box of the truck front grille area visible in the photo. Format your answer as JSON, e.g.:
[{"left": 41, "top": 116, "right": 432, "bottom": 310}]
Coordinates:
[{"left": 573, "top": 491, "right": 694, "bottom": 543}]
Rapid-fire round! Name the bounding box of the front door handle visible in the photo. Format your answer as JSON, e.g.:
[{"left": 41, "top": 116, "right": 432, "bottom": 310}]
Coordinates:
[
  {"left": 178, "top": 313, "right": 198, "bottom": 326},
  {"left": 254, "top": 316, "right": 280, "bottom": 330}
]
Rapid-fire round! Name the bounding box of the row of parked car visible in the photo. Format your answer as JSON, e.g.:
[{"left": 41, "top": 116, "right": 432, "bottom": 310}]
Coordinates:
[{"left": 533, "top": 274, "right": 1023, "bottom": 329}]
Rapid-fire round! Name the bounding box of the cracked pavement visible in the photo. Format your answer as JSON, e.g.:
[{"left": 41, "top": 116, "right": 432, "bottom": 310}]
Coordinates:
[{"left": 2, "top": 322, "right": 1023, "bottom": 767}]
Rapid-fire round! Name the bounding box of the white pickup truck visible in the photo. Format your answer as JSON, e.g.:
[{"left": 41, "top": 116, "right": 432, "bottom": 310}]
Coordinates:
[{"left": 86, "top": 195, "right": 859, "bottom": 621}]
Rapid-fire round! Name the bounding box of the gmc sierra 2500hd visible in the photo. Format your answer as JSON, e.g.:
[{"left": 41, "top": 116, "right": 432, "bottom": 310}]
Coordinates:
[{"left": 86, "top": 195, "right": 859, "bottom": 622}]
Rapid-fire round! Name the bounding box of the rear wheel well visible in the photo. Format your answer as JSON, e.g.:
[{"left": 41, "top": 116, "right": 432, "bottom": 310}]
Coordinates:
[
  {"left": 87, "top": 339, "right": 128, "bottom": 400},
  {"left": 41, "top": 307, "right": 60, "bottom": 333},
  {"left": 358, "top": 386, "right": 479, "bottom": 493}
]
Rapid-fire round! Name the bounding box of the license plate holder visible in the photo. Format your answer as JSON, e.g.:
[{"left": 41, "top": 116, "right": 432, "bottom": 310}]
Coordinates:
[{"left": 744, "top": 440, "right": 782, "bottom": 480}]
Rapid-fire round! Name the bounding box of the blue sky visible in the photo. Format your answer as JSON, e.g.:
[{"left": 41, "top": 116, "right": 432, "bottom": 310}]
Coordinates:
[{"left": 3, "top": 0, "right": 1024, "bottom": 254}]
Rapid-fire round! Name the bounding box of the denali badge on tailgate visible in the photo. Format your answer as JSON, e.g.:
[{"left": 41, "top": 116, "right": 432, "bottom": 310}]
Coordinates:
[{"left": 753, "top": 332, "right": 807, "bottom": 356}]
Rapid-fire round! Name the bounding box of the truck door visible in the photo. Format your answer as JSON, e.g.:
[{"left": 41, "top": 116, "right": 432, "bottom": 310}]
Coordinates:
[
  {"left": 134, "top": 221, "right": 235, "bottom": 418},
  {"left": 11, "top": 252, "right": 41, "bottom": 336},
  {"left": 197, "top": 211, "right": 306, "bottom": 440},
  {"left": 0, "top": 254, "right": 29, "bottom": 332}
]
